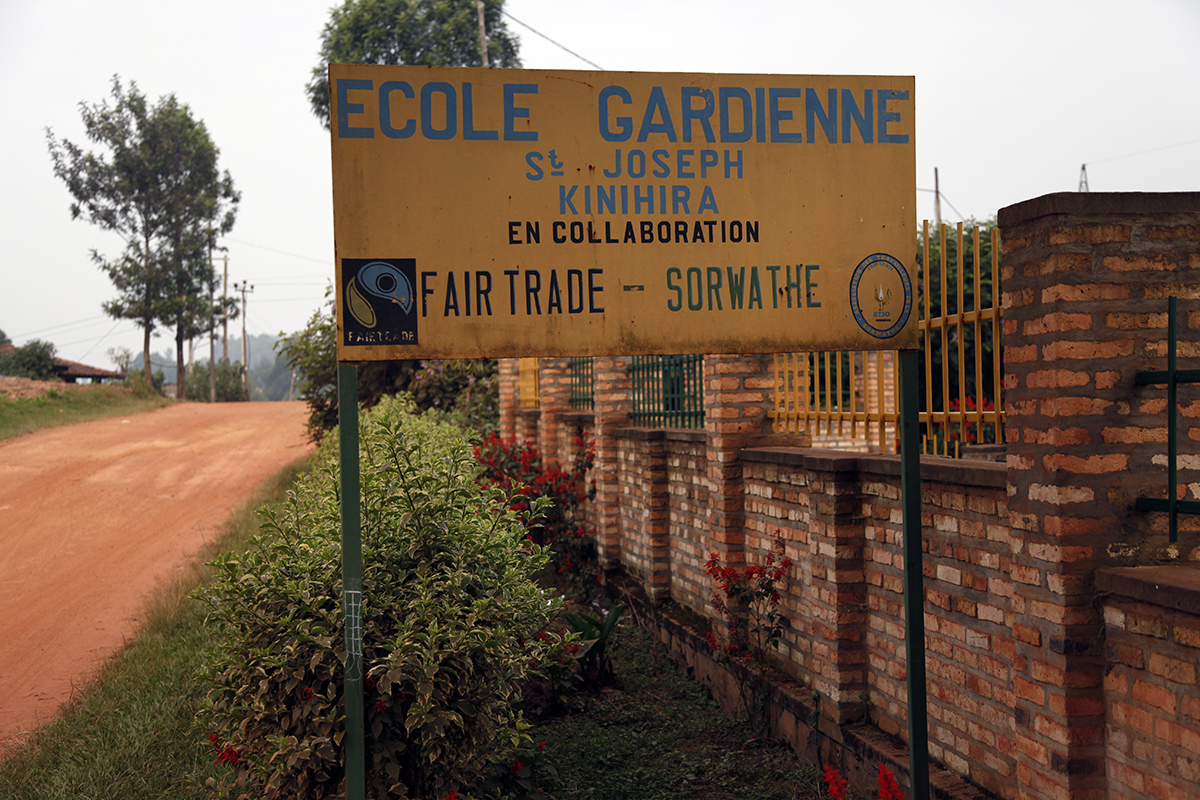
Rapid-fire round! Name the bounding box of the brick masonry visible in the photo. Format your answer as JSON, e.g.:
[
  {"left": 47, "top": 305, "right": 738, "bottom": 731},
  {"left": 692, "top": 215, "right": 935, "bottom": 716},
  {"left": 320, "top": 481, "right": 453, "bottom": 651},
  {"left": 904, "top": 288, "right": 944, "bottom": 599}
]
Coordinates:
[
  {"left": 491, "top": 190, "right": 1200, "bottom": 800},
  {"left": 1000, "top": 192, "right": 1200, "bottom": 800}
]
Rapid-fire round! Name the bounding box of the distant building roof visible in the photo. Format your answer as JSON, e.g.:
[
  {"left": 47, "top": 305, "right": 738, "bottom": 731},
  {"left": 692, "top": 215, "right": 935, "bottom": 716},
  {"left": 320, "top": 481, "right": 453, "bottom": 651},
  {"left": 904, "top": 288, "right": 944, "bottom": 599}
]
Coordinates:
[{"left": 0, "top": 344, "right": 125, "bottom": 383}]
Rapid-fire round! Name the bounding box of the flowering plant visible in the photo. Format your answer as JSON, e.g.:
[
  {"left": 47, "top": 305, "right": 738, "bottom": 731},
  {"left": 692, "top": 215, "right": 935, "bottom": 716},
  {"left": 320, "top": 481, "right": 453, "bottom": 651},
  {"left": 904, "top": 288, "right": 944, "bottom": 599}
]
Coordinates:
[
  {"left": 821, "top": 763, "right": 906, "bottom": 800},
  {"left": 474, "top": 433, "right": 598, "bottom": 596},
  {"left": 705, "top": 537, "right": 791, "bottom": 663},
  {"left": 704, "top": 536, "right": 791, "bottom": 731}
]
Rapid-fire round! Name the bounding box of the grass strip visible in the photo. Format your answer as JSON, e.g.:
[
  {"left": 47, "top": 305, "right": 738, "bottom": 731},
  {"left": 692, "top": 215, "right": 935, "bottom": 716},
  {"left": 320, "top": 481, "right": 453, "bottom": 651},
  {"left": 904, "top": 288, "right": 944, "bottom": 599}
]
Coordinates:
[
  {"left": 0, "top": 384, "right": 170, "bottom": 442},
  {"left": 0, "top": 455, "right": 314, "bottom": 799},
  {"left": 535, "top": 624, "right": 822, "bottom": 800}
]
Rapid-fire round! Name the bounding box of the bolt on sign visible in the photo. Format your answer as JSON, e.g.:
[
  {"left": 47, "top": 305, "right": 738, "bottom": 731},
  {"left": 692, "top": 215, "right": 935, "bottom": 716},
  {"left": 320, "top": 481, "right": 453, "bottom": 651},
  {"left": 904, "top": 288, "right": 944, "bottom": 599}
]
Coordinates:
[{"left": 330, "top": 65, "right": 916, "bottom": 361}]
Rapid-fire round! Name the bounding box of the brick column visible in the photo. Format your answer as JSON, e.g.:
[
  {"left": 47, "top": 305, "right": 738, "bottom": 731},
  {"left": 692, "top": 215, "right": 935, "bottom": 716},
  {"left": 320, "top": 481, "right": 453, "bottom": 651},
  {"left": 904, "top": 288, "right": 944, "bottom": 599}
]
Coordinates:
[
  {"left": 804, "top": 453, "right": 869, "bottom": 726},
  {"left": 704, "top": 354, "right": 775, "bottom": 567},
  {"left": 537, "top": 358, "right": 571, "bottom": 467},
  {"left": 593, "top": 355, "right": 631, "bottom": 567},
  {"left": 498, "top": 357, "right": 518, "bottom": 441},
  {"left": 999, "top": 192, "right": 1200, "bottom": 800}
]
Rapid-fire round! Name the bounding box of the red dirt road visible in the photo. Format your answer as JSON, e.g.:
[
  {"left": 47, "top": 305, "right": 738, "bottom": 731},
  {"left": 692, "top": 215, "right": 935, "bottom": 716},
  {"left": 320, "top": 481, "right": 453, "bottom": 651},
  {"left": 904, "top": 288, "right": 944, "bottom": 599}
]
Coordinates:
[{"left": 0, "top": 401, "right": 314, "bottom": 753}]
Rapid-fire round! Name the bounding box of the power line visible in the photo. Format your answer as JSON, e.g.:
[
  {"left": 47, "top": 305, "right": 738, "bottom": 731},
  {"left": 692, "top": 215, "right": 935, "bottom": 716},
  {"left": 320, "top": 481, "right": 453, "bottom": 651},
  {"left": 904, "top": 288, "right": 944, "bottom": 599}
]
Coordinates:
[
  {"left": 14, "top": 315, "right": 111, "bottom": 339},
  {"left": 224, "top": 237, "right": 331, "bottom": 266},
  {"left": 1086, "top": 136, "right": 1200, "bottom": 166},
  {"left": 76, "top": 319, "right": 129, "bottom": 362},
  {"left": 916, "top": 187, "right": 967, "bottom": 221},
  {"left": 502, "top": 10, "right": 604, "bottom": 70}
]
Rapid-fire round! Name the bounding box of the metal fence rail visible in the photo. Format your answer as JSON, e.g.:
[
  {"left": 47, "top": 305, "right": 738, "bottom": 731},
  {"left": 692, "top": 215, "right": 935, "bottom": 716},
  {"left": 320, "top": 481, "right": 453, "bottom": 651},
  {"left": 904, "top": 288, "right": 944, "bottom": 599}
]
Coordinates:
[
  {"left": 518, "top": 357, "right": 540, "bottom": 409},
  {"left": 568, "top": 356, "right": 594, "bottom": 410},
  {"left": 768, "top": 221, "right": 1005, "bottom": 455},
  {"left": 630, "top": 354, "right": 704, "bottom": 429}
]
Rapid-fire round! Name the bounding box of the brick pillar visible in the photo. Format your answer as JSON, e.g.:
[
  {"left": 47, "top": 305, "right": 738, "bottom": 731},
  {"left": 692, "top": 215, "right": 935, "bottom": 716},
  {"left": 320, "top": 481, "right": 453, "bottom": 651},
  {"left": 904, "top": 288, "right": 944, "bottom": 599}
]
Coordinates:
[
  {"left": 593, "top": 355, "right": 631, "bottom": 567},
  {"left": 804, "top": 454, "right": 869, "bottom": 725},
  {"left": 703, "top": 353, "right": 782, "bottom": 566},
  {"left": 537, "top": 357, "right": 571, "bottom": 467},
  {"left": 999, "top": 192, "right": 1200, "bottom": 800},
  {"left": 498, "top": 357, "right": 518, "bottom": 442}
]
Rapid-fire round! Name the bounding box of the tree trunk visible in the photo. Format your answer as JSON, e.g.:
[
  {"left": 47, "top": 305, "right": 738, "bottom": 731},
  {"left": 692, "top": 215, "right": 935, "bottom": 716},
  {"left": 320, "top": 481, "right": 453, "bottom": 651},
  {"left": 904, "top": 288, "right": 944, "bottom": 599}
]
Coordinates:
[
  {"left": 142, "top": 319, "right": 153, "bottom": 393},
  {"left": 175, "top": 323, "right": 186, "bottom": 400}
]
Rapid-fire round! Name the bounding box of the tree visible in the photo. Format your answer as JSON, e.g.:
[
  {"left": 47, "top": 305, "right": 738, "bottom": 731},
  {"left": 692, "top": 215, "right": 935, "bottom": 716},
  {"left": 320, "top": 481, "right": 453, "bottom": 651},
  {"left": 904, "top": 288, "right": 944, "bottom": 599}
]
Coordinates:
[
  {"left": 0, "top": 340, "right": 58, "bottom": 381},
  {"left": 305, "top": 0, "right": 521, "bottom": 127},
  {"left": 0, "top": 329, "right": 10, "bottom": 346},
  {"left": 916, "top": 217, "right": 1002, "bottom": 442},
  {"left": 185, "top": 358, "right": 247, "bottom": 402},
  {"left": 279, "top": 293, "right": 421, "bottom": 439},
  {"left": 46, "top": 77, "right": 238, "bottom": 396}
]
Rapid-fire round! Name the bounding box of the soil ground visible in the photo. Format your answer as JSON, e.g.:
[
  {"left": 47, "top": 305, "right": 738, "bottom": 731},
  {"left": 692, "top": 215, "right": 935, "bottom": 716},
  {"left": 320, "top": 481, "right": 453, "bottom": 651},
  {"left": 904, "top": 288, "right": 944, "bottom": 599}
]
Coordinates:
[{"left": 0, "top": 401, "right": 314, "bottom": 754}]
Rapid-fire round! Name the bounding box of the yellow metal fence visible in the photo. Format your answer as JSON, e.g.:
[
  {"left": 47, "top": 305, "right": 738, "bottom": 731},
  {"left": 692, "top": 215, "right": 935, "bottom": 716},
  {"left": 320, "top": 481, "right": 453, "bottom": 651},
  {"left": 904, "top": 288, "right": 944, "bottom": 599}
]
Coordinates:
[
  {"left": 770, "top": 221, "right": 1005, "bottom": 456},
  {"left": 518, "top": 357, "right": 540, "bottom": 409}
]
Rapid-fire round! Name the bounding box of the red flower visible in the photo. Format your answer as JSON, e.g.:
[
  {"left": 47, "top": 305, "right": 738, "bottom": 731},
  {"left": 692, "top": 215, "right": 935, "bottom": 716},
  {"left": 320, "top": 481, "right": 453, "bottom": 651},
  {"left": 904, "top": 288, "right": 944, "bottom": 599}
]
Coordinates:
[
  {"left": 877, "top": 764, "right": 904, "bottom": 800},
  {"left": 511, "top": 759, "right": 523, "bottom": 774},
  {"left": 822, "top": 764, "right": 849, "bottom": 799},
  {"left": 538, "top": 740, "right": 547, "bottom": 752},
  {"left": 215, "top": 745, "right": 243, "bottom": 767}
]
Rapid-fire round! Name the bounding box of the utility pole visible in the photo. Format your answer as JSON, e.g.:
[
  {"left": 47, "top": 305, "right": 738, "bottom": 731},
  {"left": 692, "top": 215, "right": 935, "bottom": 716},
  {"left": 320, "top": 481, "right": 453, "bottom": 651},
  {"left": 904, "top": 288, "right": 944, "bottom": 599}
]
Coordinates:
[
  {"left": 234, "top": 280, "right": 254, "bottom": 400},
  {"left": 1078, "top": 163, "right": 1090, "bottom": 192},
  {"left": 477, "top": 0, "right": 489, "bottom": 67},
  {"left": 933, "top": 167, "right": 942, "bottom": 229}
]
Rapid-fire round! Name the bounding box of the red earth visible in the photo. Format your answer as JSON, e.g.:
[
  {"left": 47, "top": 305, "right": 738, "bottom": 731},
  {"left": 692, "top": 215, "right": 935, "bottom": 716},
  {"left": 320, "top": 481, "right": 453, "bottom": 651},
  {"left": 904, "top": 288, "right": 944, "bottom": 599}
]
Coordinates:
[{"left": 0, "top": 401, "right": 315, "bottom": 754}]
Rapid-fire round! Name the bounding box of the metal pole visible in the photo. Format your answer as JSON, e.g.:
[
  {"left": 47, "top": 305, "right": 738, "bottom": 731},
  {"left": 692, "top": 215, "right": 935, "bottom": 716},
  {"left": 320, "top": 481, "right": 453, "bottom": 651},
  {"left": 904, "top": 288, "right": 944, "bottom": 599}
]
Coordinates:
[
  {"left": 338, "top": 362, "right": 365, "bottom": 800},
  {"left": 899, "top": 349, "right": 930, "bottom": 800}
]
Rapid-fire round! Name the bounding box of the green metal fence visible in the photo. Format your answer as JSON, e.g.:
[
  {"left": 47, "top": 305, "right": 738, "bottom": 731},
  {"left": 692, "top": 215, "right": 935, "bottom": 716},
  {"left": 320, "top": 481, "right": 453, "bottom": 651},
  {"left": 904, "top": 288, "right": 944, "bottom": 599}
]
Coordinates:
[
  {"left": 568, "top": 356, "right": 594, "bottom": 410},
  {"left": 630, "top": 354, "right": 704, "bottom": 429}
]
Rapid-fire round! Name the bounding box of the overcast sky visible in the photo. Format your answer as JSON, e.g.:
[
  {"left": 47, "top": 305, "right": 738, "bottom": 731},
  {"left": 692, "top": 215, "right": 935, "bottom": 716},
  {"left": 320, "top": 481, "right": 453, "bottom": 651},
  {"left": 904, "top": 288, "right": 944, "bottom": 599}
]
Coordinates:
[{"left": 2, "top": 0, "right": 1198, "bottom": 367}]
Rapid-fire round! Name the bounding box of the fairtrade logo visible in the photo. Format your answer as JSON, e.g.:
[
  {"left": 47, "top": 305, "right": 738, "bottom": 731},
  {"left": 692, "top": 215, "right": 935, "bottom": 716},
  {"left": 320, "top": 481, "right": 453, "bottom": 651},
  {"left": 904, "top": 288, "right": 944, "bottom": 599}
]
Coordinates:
[{"left": 347, "top": 261, "right": 416, "bottom": 329}]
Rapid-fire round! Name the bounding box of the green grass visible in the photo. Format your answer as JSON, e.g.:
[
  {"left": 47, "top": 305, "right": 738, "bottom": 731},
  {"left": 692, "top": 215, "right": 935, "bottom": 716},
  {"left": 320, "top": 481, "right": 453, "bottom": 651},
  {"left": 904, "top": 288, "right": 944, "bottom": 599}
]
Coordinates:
[
  {"left": 0, "top": 455, "right": 314, "bottom": 799},
  {"left": 0, "top": 384, "right": 170, "bottom": 441},
  {"left": 536, "top": 623, "right": 822, "bottom": 800}
]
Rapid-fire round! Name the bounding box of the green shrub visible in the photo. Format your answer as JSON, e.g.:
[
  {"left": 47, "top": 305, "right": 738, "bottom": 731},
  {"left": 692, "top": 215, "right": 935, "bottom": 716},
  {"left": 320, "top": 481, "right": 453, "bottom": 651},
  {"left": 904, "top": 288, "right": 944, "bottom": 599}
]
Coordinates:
[
  {"left": 186, "top": 358, "right": 248, "bottom": 402},
  {"left": 0, "top": 339, "right": 58, "bottom": 380},
  {"left": 198, "top": 395, "right": 569, "bottom": 799},
  {"left": 474, "top": 434, "right": 597, "bottom": 600}
]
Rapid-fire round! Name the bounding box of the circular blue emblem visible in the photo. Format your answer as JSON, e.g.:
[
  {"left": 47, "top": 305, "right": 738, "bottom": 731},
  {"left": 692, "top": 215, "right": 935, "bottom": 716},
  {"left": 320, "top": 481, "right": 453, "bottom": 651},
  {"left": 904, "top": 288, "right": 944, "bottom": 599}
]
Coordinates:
[{"left": 849, "top": 253, "right": 913, "bottom": 339}]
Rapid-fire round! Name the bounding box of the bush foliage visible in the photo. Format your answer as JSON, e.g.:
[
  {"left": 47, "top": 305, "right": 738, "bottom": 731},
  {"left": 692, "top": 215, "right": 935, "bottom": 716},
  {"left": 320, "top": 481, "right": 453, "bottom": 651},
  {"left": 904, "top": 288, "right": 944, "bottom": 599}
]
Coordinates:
[
  {"left": 473, "top": 435, "right": 597, "bottom": 598},
  {"left": 198, "top": 396, "right": 568, "bottom": 799},
  {"left": 0, "top": 339, "right": 58, "bottom": 380}
]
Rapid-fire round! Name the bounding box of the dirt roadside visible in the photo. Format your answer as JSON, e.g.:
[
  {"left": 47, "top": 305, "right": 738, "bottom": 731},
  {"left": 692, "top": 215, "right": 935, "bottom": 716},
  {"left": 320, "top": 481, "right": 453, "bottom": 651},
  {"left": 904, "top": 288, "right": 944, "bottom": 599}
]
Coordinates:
[{"left": 0, "top": 401, "right": 315, "bottom": 753}]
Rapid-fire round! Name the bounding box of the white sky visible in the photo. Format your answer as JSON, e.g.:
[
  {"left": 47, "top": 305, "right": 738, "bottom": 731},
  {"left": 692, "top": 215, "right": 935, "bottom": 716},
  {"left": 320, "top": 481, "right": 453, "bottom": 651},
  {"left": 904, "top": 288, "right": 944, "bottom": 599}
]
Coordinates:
[{"left": 2, "top": 0, "right": 1198, "bottom": 366}]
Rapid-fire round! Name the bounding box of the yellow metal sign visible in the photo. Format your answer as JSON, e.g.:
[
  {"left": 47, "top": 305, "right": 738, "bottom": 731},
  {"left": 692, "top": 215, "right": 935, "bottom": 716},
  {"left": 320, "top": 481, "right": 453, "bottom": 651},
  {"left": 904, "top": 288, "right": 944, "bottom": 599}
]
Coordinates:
[{"left": 330, "top": 65, "right": 915, "bottom": 360}]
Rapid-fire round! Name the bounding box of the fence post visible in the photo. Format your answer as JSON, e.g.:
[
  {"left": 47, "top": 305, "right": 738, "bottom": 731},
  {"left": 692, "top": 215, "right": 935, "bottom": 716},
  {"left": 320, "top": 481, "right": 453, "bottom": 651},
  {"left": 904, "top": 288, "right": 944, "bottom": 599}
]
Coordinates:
[{"left": 899, "top": 349, "right": 930, "bottom": 800}]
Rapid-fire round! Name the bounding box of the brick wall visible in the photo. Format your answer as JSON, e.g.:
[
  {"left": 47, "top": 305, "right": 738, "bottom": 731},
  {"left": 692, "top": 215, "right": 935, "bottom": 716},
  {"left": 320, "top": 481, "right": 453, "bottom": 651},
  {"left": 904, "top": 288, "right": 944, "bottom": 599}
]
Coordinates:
[
  {"left": 1000, "top": 192, "right": 1200, "bottom": 800},
  {"left": 1096, "top": 567, "right": 1200, "bottom": 799},
  {"left": 489, "top": 187, "right": 1200, "bottom": 800}
]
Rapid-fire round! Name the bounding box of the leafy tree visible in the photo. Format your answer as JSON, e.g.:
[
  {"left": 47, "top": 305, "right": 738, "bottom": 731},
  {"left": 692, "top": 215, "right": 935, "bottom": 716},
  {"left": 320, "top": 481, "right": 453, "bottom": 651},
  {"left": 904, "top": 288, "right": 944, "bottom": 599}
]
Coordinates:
[
  {"left": 46, "top": 77, "right": 239, "bottom": 396},
  {"left": 185, "top": 358, "right": 247, "bottom": 402},
  {"left": 279, "top": 295, "right": 420, "bottom": 440},
  {"left": 305, "top": 0, "right": 521, "bottom": 127},
  {"left": 0, "top": 340, "right": 58, "bottom": 381},
  {"left": 0, "top": 329, "right": 10, "bottom": 345},
  {"left": 279, "top": 293, "right": 497, "bottom": 439},
  {"left": 916, "top": 217, "right": 1002, "bottom": 443}
]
